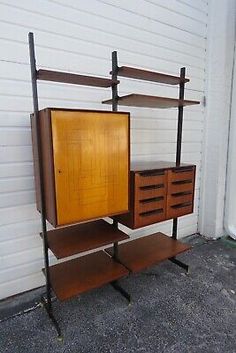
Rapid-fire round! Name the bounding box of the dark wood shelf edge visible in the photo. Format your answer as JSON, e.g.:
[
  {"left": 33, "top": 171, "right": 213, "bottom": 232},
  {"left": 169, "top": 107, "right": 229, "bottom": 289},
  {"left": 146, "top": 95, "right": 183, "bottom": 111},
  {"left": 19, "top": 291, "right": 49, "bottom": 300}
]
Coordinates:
[
  {"left": 106, "top": 233, "right": 191, "bottom": 273},
  {"left": 41, "top": 220, "right": 129, "bottom": 259},
  {"left": 110, "top": 66, "right": 190, "bottom": 85},
  {"left": 37, "top": 69, "right": 119, "bottom": 88},
  {"left": 102, "top": 94, "right": 200, "bottom": 108},
  {"left": 43, "top": 251, "right": 129, "bottom": 301}
]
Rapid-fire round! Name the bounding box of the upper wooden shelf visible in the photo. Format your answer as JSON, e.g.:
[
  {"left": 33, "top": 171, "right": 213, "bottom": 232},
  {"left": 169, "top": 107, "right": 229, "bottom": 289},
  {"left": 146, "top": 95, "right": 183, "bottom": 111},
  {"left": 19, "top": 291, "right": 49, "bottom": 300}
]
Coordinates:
[
  {"left": 43, "top": 220, "right": 129, "bottom": 259},
  {"left": 106, "top": 232, "right": 191, "bottom": 273},
  {"left": 44, "top": 251, "right": 129, "bottom": 301},
  {"left": 113, "top": 66, "right": 189, "bottom": 85},
  {"left": 102, "top": 94, "right": 200, "bottom": 109},
  {"left": 37, "top": 69, "right": 119, "bottom": 88}
]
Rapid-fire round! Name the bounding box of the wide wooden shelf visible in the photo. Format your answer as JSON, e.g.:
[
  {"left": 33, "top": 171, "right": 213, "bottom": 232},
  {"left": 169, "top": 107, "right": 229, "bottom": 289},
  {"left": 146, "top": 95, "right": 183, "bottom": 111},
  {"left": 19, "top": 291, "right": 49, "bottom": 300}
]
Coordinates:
[
  {"left": 102, "top": 94, "right": 200, "bottom": 109},
  {"left": 106, "top": 233, "right": 191, "bottom": 273},
  {"left": 43, "top": 220, "right": 129, "bottom": 259},
  {"left": 44, "top": 251, "right": 129, "bottom": 301},
  {"left": 113, "top": 66, "right": 189, "bottom": 85},
  {"left": 37, "top": 69, "right": 118, "bottom": 87}
]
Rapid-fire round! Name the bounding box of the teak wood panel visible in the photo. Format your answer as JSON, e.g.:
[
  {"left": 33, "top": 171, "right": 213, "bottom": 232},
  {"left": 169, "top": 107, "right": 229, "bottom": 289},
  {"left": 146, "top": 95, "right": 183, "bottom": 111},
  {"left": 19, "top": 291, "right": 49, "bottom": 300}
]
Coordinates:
[
  {"left": 31, "top": 108, "right": 130, "bottom": 227},
  {"left": 106, "top": 233, "right": 191, "bottom": 273},
  {"left": 44, "top": 220, "right": 129, "bottom": 259},
  {"left": 44, "top": 251, "right": 129, "bottom": 301}
]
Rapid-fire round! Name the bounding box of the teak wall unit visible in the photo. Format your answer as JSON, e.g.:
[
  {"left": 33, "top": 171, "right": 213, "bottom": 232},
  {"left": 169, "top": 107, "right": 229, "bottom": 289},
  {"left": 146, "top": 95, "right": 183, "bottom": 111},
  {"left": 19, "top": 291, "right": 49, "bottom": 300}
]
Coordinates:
[
  {"left": 31, "top": 108, "right": 130, "bottom": 227},
  {"left": 29, "top": 32, "right": 200, "bottom": 339}
]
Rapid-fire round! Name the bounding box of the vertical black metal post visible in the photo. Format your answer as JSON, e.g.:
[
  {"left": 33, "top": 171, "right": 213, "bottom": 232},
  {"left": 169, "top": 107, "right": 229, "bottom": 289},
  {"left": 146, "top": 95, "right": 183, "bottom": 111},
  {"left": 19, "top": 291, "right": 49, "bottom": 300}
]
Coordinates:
[
  {"left": 111, "top": 51, "right": 119, "bottom": 259},
  {"left": 28, "top": 33, "right": 61, "bottom": 337},
  {"left": 172, "top": 67, "right": 186, "bottom": 240}
]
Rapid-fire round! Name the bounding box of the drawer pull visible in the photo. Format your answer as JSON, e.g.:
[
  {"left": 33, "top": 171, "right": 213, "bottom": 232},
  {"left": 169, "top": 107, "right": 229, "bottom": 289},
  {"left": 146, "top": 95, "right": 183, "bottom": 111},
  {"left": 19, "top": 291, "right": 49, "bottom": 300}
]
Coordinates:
[
  {"left": 171, "top": 191, "right": 192, "bottom": 197},
  {"left": 172, "top": 179, "right": 192, "bottom": 185},
  {"left": 139, "top": 196, "right": 164, "bottom": 203},
  {"left": 173, "top": 167, "right": 193, "bottom": 173},
  {"left": 139, "top": 208, "right": 164, "bottom": 217},
  {"left": 171, "top": 202, "right": 192, "bottom": 209},
  {"left": 139, "top": 171, "right": 164, "bottom": 177},
  {"left": 140, "top": 184, "right": 164, "bottom": 190}
]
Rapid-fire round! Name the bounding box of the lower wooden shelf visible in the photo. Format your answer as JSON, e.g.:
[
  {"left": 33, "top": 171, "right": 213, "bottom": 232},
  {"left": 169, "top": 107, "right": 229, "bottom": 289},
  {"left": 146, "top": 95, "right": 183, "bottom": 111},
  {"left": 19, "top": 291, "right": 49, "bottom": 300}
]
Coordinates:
[
  {"left": 106, "top": 233, "right": 191, "bottom": 273},
  {"left": 43, "top": 220, "right": 129, "bottom": 259},
  {"left": 44, "top": 251, "right": 129, "bottom": 301}
]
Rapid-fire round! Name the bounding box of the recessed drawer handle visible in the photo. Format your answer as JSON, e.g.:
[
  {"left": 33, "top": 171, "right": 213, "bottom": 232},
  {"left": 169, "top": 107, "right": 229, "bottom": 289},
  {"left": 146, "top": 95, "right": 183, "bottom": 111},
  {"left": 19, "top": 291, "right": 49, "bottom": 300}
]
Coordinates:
[
  {"left": 139, "top": 196, "right": 164, "bottom": 203},
  {"left": 171, "top": 202, "right": 192, "bottom": 209},
  {"left": 173, "top": 167, "right": 193, "bottom": 173},
  {"left": 139, "top": 208, "right": 164, "bottom": 217},
  {"left": 140, "top": 184, "right": 164, "bottom": 190},
  {"left": 172, "top": 179, "right": 192, "bottom": 185},
  {"left": 139, "top": 171, "right": 164, "bottom": 177},
  {"left": 171, "top": 191, "right": 192, "bottom": 197}
]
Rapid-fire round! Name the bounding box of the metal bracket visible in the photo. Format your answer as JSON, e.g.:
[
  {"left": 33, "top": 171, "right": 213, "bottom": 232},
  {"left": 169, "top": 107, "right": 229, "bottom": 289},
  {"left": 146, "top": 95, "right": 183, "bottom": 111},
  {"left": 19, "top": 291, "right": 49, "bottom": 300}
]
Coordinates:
[
  {"left": 41, "top": 296, "right": 62, "bottom": 339},
  {"left": 110, "top": 281, "right": 131, "bottom": 304},
  {"left": 169, "top": 257, "right": 189, "bottom": 273}
]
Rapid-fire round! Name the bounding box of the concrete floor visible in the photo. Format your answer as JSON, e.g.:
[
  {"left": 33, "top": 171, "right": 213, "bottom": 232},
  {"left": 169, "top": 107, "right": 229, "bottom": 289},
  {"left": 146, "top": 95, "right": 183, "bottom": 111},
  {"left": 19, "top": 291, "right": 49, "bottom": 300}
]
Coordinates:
[{"left": 0, "top": 236, "right": 235, "bottom": 353}]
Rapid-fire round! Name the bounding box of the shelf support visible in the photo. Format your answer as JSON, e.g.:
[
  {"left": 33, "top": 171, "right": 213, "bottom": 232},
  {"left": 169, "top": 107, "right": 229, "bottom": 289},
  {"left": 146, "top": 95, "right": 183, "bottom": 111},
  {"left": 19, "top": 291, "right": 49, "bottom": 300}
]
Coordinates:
[
  {"left": 111, "top": 51, "right": 119, "bottom": 260},
  {"left": 110, "top": 281, "right": 131, "bottom": 303},
  {"left": 29, "top": 32, "right": 61, "bottom": 338},
  {"left": 171, "top": 67, "right": 189, "bottom": 272}
]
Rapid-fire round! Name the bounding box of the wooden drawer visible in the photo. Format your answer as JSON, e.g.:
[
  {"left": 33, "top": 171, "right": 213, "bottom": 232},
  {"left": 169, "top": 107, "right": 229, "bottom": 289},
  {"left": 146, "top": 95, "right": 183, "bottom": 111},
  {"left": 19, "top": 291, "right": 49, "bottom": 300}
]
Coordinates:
[
  {"left": 137, "top": 185, "right": 166, "bottom": 200},
  {"left": 167, "top": 201, "right": 193, "bottom": 219},
  {"left": 135, "top": 171, "right": 166, "bottom": 188},
  {"left": 138, "top": 197, "right": 165, "bottom": 213},
  {"left": 135, "top": 208, "right": 166, "bottom": 228},
  {"left": 168, "top": 168, "right": 195, "bottom": 195}
]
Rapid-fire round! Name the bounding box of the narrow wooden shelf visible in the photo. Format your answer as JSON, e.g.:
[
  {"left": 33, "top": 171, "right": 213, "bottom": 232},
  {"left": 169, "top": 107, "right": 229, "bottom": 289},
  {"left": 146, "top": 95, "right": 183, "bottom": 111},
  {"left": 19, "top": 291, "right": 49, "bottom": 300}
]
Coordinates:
[
  {"left": 113, "top": 66, "right": 189, "bottom": 85},
  {"left": 102, "top": 94, "right": 200, "bottom": 108},
  {"left": 37, "top": 69, "right": 119, "bottom": 87},
  {"left": 106, "top": 233, "right": 191, "bottom": 273},
  {"left": 43, "top": 220, "right": 129, "bottom": 259},
  {"left": 44, "top": 251, "right": 129, "bottom": 301}
]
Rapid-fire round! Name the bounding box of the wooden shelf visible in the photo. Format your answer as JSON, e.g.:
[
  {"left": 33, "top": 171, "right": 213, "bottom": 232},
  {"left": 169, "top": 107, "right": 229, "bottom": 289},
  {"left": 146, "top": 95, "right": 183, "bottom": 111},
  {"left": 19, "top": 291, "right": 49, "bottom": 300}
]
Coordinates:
[
  {"left": 37, "top": 69, "right": 118, "bottom": 87},
  {"left": 106, "top": 233, "right": 191, "bottom": 273},
  {"left": 113, "top": 66, "right": 189, "bottom": 85},
  {"left": 102, "top": 94, "right": 200, "bottom": 109},
  {"left": 44, "top": 220, "right": 129, "bottom": 259},
  {"left": 44, "top": 251, "right": 129, "bottom": 301}
]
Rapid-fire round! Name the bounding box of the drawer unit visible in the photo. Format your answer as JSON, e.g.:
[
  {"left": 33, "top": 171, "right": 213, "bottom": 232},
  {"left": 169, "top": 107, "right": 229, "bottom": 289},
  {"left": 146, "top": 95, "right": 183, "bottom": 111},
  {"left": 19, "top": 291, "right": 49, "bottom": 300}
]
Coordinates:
[
  {"left": 116, "top": 162, "right": 195, "bottom": 229},
  {"left": 31, "top": 108, "right": 130, "bottom": 227},
  {"left": 167, "top": 167, "right": 195, "bottom": 219}
]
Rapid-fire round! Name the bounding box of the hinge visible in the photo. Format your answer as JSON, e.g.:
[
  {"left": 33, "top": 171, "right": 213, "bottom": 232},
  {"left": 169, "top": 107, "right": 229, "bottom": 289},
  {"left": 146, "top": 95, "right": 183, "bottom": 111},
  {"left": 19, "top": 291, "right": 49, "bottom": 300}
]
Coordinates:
[{"left": 203, "top": 96, "right": 206, "bottom": 107}]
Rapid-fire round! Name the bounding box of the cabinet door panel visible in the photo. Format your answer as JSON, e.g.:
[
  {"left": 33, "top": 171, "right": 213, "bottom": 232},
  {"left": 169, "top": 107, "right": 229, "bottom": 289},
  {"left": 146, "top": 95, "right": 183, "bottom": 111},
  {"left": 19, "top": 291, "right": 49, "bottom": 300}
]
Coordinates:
[{"left": 51, "top": 110, "right": 129, "bottom": 226}]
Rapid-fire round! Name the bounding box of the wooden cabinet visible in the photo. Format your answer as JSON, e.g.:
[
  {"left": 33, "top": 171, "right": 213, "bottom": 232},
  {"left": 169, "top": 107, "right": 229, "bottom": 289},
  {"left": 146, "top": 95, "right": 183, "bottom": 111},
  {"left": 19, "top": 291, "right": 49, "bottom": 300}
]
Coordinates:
[
  {"left": 31, "top": 108, "right": 130, "bottom": 227},
  {"left": 115, "top": 161, "right": 196, "bottom": 229}
]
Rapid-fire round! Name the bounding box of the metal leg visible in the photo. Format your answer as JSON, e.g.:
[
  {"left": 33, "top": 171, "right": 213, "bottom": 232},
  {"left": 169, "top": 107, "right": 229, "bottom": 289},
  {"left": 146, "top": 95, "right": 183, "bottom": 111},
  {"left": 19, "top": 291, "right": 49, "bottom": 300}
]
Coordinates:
[
  {"left": 169, "top": 257, "right": 189, "bottom": 273},
  {"left": 110, "top": 281, "right": 131, "bottom": 303},
  {"left": 41, "top": 296, "right": 62, "bottom": 339}
]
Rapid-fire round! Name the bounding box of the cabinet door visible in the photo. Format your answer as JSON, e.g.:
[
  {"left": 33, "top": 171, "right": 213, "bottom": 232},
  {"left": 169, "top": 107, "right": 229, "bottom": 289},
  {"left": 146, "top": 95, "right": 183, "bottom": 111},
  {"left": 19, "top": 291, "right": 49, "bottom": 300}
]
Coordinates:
[{"left": 51, "top": 110, "right": 129, "bottom": 226}]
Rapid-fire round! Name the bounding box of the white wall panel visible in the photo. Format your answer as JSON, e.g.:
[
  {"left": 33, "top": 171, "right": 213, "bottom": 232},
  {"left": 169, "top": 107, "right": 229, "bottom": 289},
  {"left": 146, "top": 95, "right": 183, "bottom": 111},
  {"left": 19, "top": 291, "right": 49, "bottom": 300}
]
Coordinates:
[{"left": 0, "top": 0, "right": 207, "bottom": 299}]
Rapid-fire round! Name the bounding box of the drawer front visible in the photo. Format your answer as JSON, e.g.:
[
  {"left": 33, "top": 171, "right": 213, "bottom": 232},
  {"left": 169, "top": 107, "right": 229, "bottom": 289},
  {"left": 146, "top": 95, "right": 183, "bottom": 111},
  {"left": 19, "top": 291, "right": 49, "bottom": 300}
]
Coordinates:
[
  {"left": 136, "top": 171, "right": 166, "bottom": 188},
  {"left": 168, "top": 167, "right": 195, "bottom": 194},
  {"left": 138, "top": 197, "right": 165, "bottom": 213},
  {"left": 135, "top": 208, "right": 166, "bottom": 228},
  {"left": 134, "top": 170, "right": 167, "bottom": 228},
  {"left": 167, "top": 201, "right": 193, "bottom": 219},
  {"left": 167, "top": 166, "right": 195, "bottom": 219}
]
